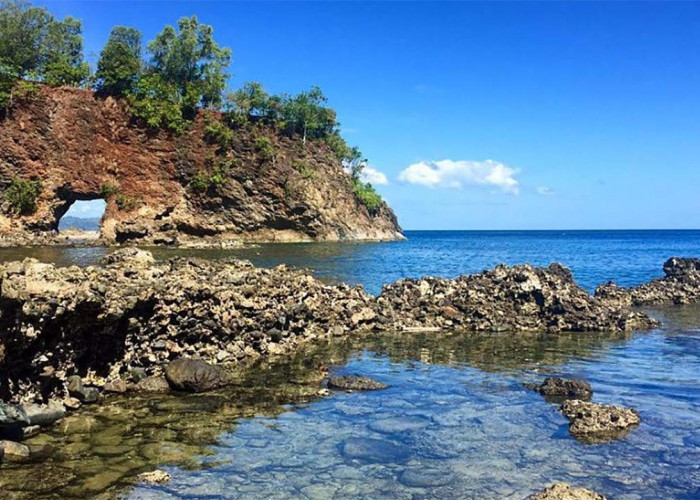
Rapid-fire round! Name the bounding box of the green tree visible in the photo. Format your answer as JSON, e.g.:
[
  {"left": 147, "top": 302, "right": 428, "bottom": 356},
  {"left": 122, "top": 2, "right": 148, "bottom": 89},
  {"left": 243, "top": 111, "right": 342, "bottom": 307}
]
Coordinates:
[
  {"left": 95, "top": 26, "right": 142, "bottom": 96},
  {"left": 127, "top": 73, "right": 184, "bottom": 133},
  {"left": 42, "top": 16, "right": 90, "bottom": 86},
  {"left": 0, "top": 0, "right": 52, "bottom": 78},
  {"left": 147, "top": 16, "right": 231, "bottom": 115},
  {"left": 282, "top": 86, "right": 337, "bottom": 144}
]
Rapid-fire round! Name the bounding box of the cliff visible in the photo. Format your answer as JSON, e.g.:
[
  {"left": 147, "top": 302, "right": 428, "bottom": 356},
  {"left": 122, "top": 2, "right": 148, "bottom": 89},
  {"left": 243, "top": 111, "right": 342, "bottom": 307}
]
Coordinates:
[{"left": 0, "top": 86, "right": 403, "bottom": 245}]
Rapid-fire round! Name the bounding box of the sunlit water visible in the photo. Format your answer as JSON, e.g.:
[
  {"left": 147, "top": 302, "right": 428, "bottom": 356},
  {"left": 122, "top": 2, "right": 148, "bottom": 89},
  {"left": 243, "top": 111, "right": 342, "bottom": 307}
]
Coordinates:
[{"left": 1, "top": 231, "right": 700, "bottom": 499}]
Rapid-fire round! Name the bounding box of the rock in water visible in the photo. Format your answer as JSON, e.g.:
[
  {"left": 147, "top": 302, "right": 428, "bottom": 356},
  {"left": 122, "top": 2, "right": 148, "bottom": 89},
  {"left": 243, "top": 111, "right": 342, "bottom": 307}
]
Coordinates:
[
  {"left": 524, "top": 482, "right": 606, "bottom": 500},
  {"left": 133, "top": 376, "right": 171, "bottom": 393},
  {"left": 560, "top": 400, "right": 640, "bottom": 443},
  {"left": 22, "top": 401, "right": 66, "bottom": 426},
  {"left": 165, "top": 358, "right": 232, "bottom": 393},
  {"left": 0, "top": 440, "right": 31, "bottom": 461},
  {"left": 327, "top": 375, "right": 388, "bottom": 391},
  {"left": 340, "top": 437, "right": 410, "bottom": 463},
  {"left": 532, "top": 378, "right": 592, "bottom": 403},
  {"left": 137, "top": 470, "right": 171, "bottom": 485},
  {"left": 66, "top": 376, "right": 100, "bottom": 404}
]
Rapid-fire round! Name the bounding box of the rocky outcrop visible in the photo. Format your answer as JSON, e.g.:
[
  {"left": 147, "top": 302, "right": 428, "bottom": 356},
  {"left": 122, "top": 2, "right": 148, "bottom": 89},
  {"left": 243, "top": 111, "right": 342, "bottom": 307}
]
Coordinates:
[
  {"left": 524, "top": 483, "right": 606, "bottom": 500},
  {"left": 0, "top": 86, "right": 403, "bottom": 245},
  {"left": 595, "top": 257, "right": 700, "bottom": 306},
  {"left": 531, "top": 377, "right": 592, "bottom": 403},
  {"left": 0, "top": 251, "right": 662, "bottom": 402},
  {"left": 326, "top": 375, "right": 387, "bottom": 391},
  {"left": 377, "top": 263, "right": 657, "bottom": 333},
  {"left": 560, "top": 400, "right": 640, "bottom": 444}
]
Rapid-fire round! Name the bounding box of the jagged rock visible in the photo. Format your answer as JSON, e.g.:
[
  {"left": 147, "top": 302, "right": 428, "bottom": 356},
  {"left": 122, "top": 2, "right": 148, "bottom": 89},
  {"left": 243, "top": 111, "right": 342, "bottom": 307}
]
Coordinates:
[
  {"left": 327, "top": 375, "right": 387, "bottom": 391},
  {"left": 137, "top": 470, "right": 171, "bottom": 485},
  {"left": 101, "top": 248, "right": 155, "bottom": 267},
  {"left": 560, "top": 400, "right": 640, "bottom": 443},
  {"left": 378, "top": 263, "right": 658, "bottom": 333},
  {"left": 0, "top": 440, "right": 31, "bottom": 461},
  {"left": 524, "top": 482, "right": 606, "bottom": 500},
  {"left": 596, "top": 257, "right": 700, "bottom": 306},
  {"left": 22, "top": 401, "right": 66, "bottom": 426},
  {"left": 532, "top": 378, "right": 592, "bottom": 402},
  {"left": 165, "top": 358, "right": 232, "bottom": 393},
  {"left": 0, "top": 86, "right": 403, "bottom": 247}
]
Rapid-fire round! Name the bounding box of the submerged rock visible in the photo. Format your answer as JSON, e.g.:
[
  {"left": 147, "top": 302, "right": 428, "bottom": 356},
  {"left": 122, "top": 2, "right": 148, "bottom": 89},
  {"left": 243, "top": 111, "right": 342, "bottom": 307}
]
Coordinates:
[
  {"left": 524, "top": 482, "right": 606, "bottom": 500},
  {"left": 165, "top": 358, "right": 232, "bottom": 393},
  {"left": 340, "top": 437, "right": 410, "bottom": 463},
  {"left": 327, "top": 375, "right": 387, "bottom": 391},
  {"left": 532, "top": 377, "right": 592, "bottom": 403},
  {"left": 560, "top": 400, "right": 640, "bottom": 443}
]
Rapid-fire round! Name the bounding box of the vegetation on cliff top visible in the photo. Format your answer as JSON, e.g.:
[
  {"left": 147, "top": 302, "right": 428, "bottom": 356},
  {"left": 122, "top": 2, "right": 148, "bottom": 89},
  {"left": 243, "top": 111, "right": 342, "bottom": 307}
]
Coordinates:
[{"left": 0, "top": 0, "right": 386, "bottom": 216}]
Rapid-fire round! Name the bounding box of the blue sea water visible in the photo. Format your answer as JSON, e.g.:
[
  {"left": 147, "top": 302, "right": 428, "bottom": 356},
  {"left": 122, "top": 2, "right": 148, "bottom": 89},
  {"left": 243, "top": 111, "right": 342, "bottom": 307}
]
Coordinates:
[{"left": 3, "top": 230, "right": 700, "bottom": 499}]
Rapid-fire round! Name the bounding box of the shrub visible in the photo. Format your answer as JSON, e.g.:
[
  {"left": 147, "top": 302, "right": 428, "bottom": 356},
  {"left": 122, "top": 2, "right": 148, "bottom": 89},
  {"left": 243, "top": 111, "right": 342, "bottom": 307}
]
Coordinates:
[
  {"left": 99, "top": 181, "right": 119, "bottom": 197},
  {"left": 203, "top": 119, "right": 233, "bottom": 152},
  {"left": 352, "top": 178, "right": 383, "bottom": 216},
  {"left": 254, "top": 136, "right": 275, "bottom": 162},
  {"left": 127, "top": 74, "right": 185, "bottom": 134},
  {"left": 115, "top": 194, "right": 139, "bottom": 211},
  {"left": 292, "top": 159, "right": 315, "bottom": 180},
  {"left": 189, "top": 162, "right": 229, "bottom": 194},
  {"left": 5, "top": 177, "right": 42, "bottom": 215}
]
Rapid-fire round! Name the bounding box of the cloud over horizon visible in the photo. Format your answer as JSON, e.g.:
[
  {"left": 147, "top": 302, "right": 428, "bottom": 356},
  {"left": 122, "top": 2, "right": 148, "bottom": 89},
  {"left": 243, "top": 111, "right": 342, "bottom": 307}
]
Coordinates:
[{"left": 398, "top": 159, "right": 519, "bottom": 194}]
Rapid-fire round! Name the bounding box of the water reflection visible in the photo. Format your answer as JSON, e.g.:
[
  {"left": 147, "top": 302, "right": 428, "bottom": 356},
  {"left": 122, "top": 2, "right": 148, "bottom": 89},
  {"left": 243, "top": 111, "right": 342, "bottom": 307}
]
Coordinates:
[{"left": 0, "top": 328, "right": 641, "bottom": 499}]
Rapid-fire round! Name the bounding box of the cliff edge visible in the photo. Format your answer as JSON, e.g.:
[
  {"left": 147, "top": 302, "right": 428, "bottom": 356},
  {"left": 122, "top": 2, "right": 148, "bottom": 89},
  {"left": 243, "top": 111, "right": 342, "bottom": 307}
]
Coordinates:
[{"left": 0, "top": 86, "right": 403, "bottom": 245}]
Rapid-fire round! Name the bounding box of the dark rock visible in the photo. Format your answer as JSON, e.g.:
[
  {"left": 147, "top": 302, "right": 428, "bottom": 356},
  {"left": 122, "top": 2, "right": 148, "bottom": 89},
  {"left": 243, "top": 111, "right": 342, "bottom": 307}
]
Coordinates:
[
  {"left": 22, "top": 401, "right": 66, "bottom": 426},
  {"left": 133, "top": 376, "right": 170, "bottom": 393},
  {"left": 67, "top": 376, "right": 100, "bottom": 404},
  {"left": 327, "top": 375, "right": 387, "bottom": 391},
  {"left": 165, "top": 358, "right": 232, "bottom": 393},
  {"left": 532, "top": 377, "right": 592, "bottom": 403},
  {"left": 524, "top": 482, "right": 606, "bottom": 499},
  {"left": 340, "top": 437, "right": 410, "bottom": 463},
  {"left": 560, "top": 400, "right": 640, "bottom": 444}
]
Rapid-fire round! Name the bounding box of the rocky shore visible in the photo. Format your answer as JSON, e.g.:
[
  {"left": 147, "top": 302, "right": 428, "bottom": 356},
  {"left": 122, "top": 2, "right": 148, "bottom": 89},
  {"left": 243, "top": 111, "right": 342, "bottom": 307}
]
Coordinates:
[{"left": 2, "top": 251, "right": 694, "bottom": 405}]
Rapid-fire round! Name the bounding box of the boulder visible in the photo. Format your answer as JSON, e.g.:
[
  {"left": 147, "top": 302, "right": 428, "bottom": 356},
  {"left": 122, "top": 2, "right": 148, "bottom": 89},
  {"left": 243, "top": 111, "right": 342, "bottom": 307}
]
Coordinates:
[
  {"left": 560, "top": 400, "right": 640, "bottom": 443},
  {"left": 532, "top": 378, "right": 592, "bottom": 403},
  {"left": 164, "top": 358, "right": 232, "bottom": 393},
  {"left": 524, "top": 482, "right": 606, "bottom": 500},
  {"left": 22, "top": 400, "right": 66, "bottom": 426},
  {"left": 327, "top": 375, "right": 387, "bottom": 391},
  {"left": 0, "top": 402, "right": 29, "bottom": 428},
  {"left": 103, "top": 379, "right": 128, "bottom": 394},
  {"left": 67, "top": 376, "right": 100, "bottom": 404},
  {"left": 0, "top": 440, "right": 31, "bottom": 461}
]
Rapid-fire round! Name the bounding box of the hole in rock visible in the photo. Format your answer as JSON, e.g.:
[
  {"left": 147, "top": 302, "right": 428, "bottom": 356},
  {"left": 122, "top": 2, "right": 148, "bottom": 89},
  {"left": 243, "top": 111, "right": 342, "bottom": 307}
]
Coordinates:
[{"left": 58, "top": 199, "right": 107, "bottom": 235}]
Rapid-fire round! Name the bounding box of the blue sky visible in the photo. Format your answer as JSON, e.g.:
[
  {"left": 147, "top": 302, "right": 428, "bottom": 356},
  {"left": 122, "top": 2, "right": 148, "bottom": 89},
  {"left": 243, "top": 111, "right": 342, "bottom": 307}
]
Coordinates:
[{"left": 44, "top": 1, "right": 700, "bottom": 229}]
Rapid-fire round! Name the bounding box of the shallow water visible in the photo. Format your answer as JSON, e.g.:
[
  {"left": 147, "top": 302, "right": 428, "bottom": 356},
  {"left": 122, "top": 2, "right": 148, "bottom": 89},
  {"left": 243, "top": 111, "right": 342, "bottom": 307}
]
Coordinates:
[{"left": 2, "top": 230, "right": 700, "bottom": 498}]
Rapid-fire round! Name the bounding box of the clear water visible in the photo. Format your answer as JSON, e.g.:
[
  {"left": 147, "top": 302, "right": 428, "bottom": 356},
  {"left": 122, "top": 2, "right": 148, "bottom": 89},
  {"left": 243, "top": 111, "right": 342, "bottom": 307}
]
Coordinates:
[{"left": 2, "top": 230, "right": 700, "bottom": 499}]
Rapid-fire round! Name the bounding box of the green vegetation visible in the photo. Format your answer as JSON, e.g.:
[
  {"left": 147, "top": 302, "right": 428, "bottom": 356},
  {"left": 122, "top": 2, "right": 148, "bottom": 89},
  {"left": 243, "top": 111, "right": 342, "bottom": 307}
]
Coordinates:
[
  {"left": 114, "top": 193, "right": 139, "bottom": 211},
  {"left": 99, "top": 181, "right": 120, "bottom": 198},
  {"left": 95, "top": 26, "right": 142, "bottom": 97},
  {"left": 292, "top": 160, "right": 315, "bottom": 180},
  {"left": 5, "top": 177, "right": 42, "bottom": 215},
  {"left": 0, "top": 1, "right": 386, "bottom": 215},
  {"left": 189, "top": 163, "right": 228, "bottom": 193}
]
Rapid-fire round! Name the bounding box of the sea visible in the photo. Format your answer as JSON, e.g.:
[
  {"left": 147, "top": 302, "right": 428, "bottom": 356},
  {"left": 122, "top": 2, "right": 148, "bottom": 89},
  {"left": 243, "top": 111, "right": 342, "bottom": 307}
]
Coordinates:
[{"left": 1, "top": 229, "right": 700, "bottom": 499}]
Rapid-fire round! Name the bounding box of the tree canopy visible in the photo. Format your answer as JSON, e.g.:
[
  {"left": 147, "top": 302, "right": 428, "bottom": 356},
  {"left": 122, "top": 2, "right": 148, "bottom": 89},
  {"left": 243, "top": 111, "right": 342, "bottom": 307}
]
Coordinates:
[{"left": 96, "top": 26, "right": 142, "bottom": 96}]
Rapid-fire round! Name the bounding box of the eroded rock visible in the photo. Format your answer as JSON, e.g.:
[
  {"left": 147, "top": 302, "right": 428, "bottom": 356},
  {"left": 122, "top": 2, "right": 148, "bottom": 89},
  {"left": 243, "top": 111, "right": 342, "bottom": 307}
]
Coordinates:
[
  {"left": 165, "top": 358, "right": 232, "bottom": 393},
  {"left": 560, "top": 400, "right": 640, "bottom": 443},
  {"left": 524, "top": 482, "right": 606, "bottom": 500},
  {"left": 327, "top": 375, "right": 387, "bottom": 391},
  {"left": 532, "top": 377, "right": 592, "bottom": 403},
  {"left": 22, "top": 400, "right": 66, "bottom": 426}
]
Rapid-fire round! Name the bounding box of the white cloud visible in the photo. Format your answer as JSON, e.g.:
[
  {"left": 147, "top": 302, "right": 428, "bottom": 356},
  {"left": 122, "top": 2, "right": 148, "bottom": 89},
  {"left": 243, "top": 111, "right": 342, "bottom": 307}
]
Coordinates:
[
  {"left": 536, "top": 186, "right": 554, "bottom": 196},
  {"left": 360, "top": 166, "right": 389, "bottom": 185},
  {"left": 398, "top": 159, "right": 519, "bottom": 194}
]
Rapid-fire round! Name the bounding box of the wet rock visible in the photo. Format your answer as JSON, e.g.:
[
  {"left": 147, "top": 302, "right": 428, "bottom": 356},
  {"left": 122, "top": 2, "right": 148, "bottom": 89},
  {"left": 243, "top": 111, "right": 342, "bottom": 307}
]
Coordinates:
[
  {"left": 103, "top": 379, "right": 128, "bottom": 394},
  {"left": 137, "top": 469, "right": 172, "bottom": 485},
  {"left": 0, "top": 440, "right": 30, "bottom": 461},
  {"left": 532, "top": 378, "right": 592, "bottom": 403},
  {"left": 327, "top": 375, "right": 387, "bottom": 391},
  {"left": 67, "top": 376, "right": 100, "bottom": 404},
  {"left": 23, "top": 400, "right": 66, "bottom": 426},
  {"left": 524, "top": 482, "right": 606, "bottom": 499},
  {"left": 560, "top": 400, "right": 640, "bottom": 443},
  {"left": 165, "top": 358, "right": 232, "bottom": 393},
  {"left": 0, "top": 401, "right": 30, "bottom": 428},
  {"left": 133, "top": 376, "right": 170, "bottom": 393},
  {"left": 340, "top": 437, "right": 410, "bottom": 463},
  {"left": 21, "top": 425, "right": 41, "bottom": 439},
  {"left": 63, "top": 397, "right": 81, "bottom": 411}
]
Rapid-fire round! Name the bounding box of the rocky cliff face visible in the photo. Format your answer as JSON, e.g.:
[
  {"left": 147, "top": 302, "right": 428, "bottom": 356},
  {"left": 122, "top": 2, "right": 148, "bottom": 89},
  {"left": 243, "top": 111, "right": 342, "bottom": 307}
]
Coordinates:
[{"left": 0, "top": 86, "right": 403, "bottom": 245}]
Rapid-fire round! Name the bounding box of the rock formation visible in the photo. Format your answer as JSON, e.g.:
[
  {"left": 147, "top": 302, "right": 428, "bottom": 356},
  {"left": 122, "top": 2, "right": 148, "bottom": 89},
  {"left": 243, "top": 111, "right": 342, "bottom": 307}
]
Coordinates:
[
  {"left": 524, "top": 482, "right": 606, "bottom": 500},
  {"left": 0, "top": 250, "right": 663, "bottom": 402},
  {"left": 0, "top": 86, "right": 403, "bottom": 245},
  {"left": 530, "top": 377, "right": 592, "bottom": 403},
  {"left": 560, "top": 400, "right": 640, "bottom": 444},
  {"left": 596, "top": 257, "right": 700, "bottom": 306}
]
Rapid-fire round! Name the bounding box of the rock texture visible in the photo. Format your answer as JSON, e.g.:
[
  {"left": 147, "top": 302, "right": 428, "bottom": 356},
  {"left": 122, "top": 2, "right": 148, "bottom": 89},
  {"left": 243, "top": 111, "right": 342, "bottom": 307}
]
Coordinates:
[
  {"left": 327, "top": 375, "right": 387, "bottom": 391},
  {"left": 560, "top": 400, "right": 640, "bottom": 443},
  {"left": 377, "top": 263, "right": 657, "bottom": 333},
  {"left": 164, "top": 358, "right": 232, "bottom": 393},
  {"left": 524, "top": 482, "right": 606, "bottom": 500},
  {"left": 532, "top": 377, "right": 592, "bottom": 402},
  {"left": 596, "top": 258, "right": 700, "bottom": 306},
  {"left": 0, "top": 250, "right": 664, "bottom": 402},
  {"left": 0, "top": 86, "right": 403, "bottom": 245}
]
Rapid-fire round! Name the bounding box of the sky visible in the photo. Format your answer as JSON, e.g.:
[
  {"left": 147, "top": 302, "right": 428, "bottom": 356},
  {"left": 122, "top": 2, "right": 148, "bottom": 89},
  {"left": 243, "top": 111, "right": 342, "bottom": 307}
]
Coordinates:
[{"left": 43, "top": 1, "right": 700, "bottom": 230}]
